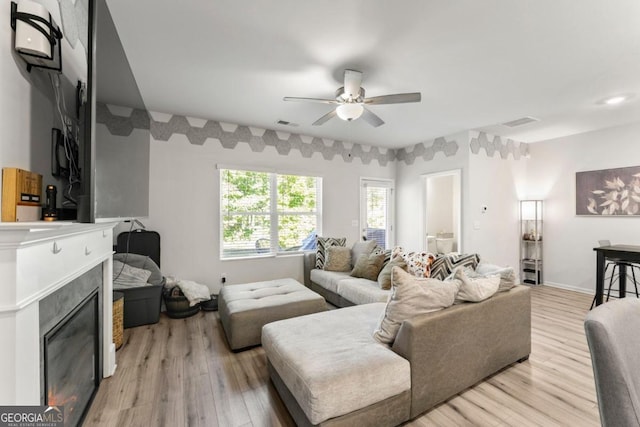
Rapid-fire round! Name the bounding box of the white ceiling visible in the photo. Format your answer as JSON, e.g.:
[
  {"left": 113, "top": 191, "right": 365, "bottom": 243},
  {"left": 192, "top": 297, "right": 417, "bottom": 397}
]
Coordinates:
[{"left": 105, "top": 0, "right": 640, "bottom": 149}]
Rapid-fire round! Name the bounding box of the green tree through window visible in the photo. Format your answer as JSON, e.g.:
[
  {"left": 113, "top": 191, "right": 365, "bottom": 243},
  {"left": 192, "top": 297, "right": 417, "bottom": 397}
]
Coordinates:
[{"left": 221, "top": 169, "right": 321, "bottom": 258}]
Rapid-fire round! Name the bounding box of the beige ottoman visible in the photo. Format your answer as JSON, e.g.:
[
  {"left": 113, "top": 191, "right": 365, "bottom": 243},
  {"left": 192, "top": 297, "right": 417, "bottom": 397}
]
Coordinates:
[{"left": 218, "top": 278, "right": 326, "bottom": 351}]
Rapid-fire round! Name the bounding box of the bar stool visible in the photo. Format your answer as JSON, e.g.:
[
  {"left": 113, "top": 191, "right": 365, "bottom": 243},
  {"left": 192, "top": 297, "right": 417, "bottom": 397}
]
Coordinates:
[{"left": 591, "top": 240, "right": 640, "bottom": 309}]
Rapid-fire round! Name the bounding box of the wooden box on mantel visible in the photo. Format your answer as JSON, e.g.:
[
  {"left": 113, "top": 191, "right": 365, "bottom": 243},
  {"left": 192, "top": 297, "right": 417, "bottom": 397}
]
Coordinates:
[{"left": 2, "top": 168, "right": 42, "bottom": 222}]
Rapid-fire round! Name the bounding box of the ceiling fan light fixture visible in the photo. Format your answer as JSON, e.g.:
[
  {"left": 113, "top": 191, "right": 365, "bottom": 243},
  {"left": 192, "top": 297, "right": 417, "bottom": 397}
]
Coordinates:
[{"left": 336, "top": 103, "right": 363, "bottom": 121}]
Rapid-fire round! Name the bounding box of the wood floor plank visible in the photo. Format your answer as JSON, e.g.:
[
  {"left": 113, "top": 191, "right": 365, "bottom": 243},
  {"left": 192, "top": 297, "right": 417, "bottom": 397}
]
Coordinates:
[{"left": 85, "top": 285, "right": 602, "bottom": 426}]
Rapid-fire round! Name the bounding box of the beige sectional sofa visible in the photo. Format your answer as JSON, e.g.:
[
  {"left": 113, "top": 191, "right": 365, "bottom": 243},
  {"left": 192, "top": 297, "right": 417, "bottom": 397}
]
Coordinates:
[
  {"left": 263, "top": 284, "right": 532, "bottom": 426},
  {"left": 303, "top": 251, "right": 390, "bottom": 306}
]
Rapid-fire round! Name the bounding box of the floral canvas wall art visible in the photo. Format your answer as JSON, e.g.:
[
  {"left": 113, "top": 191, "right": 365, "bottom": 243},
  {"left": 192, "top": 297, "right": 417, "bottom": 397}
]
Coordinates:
[{"left": 576, "top": 166, "right": 640, "bottom": 216}]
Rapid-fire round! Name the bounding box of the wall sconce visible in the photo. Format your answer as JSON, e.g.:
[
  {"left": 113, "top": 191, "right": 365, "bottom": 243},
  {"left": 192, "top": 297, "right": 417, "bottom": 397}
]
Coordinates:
[{"left": 10, "top": 0, "right": 63, "bottom": 72}]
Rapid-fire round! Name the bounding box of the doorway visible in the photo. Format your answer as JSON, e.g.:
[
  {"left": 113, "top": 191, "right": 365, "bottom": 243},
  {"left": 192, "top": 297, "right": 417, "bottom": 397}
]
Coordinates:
[{"left": 423, "top": 170, "right": 461, "bottom": 254}]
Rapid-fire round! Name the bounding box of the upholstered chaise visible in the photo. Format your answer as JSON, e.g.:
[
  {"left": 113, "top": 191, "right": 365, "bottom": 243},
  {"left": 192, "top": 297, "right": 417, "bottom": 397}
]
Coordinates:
[{"left": 263, "top": 285, "right": 531, "bottom": 426}]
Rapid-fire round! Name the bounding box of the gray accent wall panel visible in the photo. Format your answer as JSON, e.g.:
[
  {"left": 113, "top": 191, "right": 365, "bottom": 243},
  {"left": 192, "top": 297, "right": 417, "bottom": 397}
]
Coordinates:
[
  {"left": 96, "top": 106, "right": 528, "bottom": 166},
  {"left": 396, "top": 137, "right": 459, "bottom": 165},
  {"left": 470, "top": 132, "right": 528, "bottom": 160}
]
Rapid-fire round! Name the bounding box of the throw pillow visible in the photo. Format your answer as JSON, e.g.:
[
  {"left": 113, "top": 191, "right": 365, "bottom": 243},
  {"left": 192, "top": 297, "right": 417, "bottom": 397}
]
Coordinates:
[
  {"left": 451, "top": 268, "right": 500, "bottom": 302},
  {"left": 377, "top": 257, "right": 408, "bottom": 290},
  {"left": 113, "top": 260, "right": 152, "bottom": 289},
  {"left": 315, "top": 237, "right": 347, "bottom": 269},
  {"left": 324, "top": 246, "right": 352, "bottom": 272},
  {"left": 430, "top": 253, "right": 480, "bottom": 280},
  {"left": 350, "top": 252, "right": 386, "bottom": 281},
  {"left": 351, "top": 240, "right": 377, "bottom": 268},
  {"left": 475, "top": 263, "right": 516, "bottom": 292},
  {"left": 373, "top": 246, "right": 393, "bottom": 268},
  {"left": 392, "top": 246, "right": 436, "bottom": 278},
  {"left": 374, "top": 266, "right": 460, "bottom": 344}
]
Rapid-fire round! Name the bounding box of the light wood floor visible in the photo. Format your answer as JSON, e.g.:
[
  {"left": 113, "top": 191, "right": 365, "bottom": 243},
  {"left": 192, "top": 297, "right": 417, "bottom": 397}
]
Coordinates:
[{"left": 84, "top": 286, "right": 600, "bottom": 426}]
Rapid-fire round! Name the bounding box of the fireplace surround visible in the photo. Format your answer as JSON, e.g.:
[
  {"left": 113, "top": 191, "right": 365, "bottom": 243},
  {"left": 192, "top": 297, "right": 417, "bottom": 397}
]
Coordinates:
[{"left": 0, "top": 222, "right": 116, "bottom": 408}]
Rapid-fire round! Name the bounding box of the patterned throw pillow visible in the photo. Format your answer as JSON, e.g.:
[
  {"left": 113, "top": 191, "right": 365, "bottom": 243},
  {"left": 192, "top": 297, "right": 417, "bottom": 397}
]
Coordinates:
[
  {"left": 315, "top": 237, "right": 347, "bottom": 269},
  {"left": 430, "top": 253, "right": 481, "bottom": 280},
  {"left": 392, "top": 246, "right": 436, "bottom": 278}
]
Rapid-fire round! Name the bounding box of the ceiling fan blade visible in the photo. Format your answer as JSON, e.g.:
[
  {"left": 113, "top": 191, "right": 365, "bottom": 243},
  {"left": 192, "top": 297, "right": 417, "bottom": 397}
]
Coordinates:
[
  {"left": 312, "top": 109, "right": 337, "bottom": 126},
  {"left": 361, "top": 107, "right": 385, "bottom": 127},
  {"left": 364, "top": 92, "right": 422, "bottom": 105},
  {"left": 283, "top": 97, "right": 338, "bottom": 104},
  {"left": 343, "top": 69, "right": 363, "bottom": 99}
]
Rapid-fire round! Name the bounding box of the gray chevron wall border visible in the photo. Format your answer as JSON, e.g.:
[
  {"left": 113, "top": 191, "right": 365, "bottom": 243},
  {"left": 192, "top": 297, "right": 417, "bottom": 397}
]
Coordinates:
[
  {"left": 395, "top": 137, "right": 459, "bottom": 165},
  {"left": 96, "top": 104, "right": 527, "bottom": 166},
  {"left": 470, "top": 132, "right": 529, "bottom": 160},
  {"left": 97, "top": 103, "right": 395, "bottom": 166}
]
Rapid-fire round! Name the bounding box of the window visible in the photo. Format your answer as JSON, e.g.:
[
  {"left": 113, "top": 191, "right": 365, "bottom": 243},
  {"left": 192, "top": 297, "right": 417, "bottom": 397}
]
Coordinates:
[
  {"left": 220, "top": 168, "right": 321, "bottom": 258},
  {"left": 360, "top": 178, "right": 394, "bottom": 249}
]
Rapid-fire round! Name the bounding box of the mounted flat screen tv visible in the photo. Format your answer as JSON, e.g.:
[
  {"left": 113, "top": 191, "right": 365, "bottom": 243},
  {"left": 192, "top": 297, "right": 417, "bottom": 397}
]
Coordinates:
[{"left": 77, "top": 0, "right": 149, "bottom": 222}]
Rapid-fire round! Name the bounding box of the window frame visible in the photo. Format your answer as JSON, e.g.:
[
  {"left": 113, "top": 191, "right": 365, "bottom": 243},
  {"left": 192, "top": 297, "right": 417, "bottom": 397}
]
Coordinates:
[{"left": 219, "top": 165, "right": 322, "bottom": 260}]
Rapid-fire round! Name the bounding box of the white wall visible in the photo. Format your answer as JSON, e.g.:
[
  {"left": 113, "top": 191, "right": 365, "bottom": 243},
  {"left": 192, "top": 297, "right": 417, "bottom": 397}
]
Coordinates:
[
  {"left": 426, "top": 174, "right": 454, "bottom": 236},
  {"left": 0, "top": 4, "right": 46, "bottom": 180},
  {"left": 145, "top": 126, "right": 395, "bottom": 290},
  {"left": 525, "top": 122, "right": 640, "bottom": 293},
  {"left": 0, "top": 3, "right": 82, "bottom": 211},
  {"left": 396, "top": 132, "right": 469, "bottom": 251},
  {"left": 466, "top": 139, "right": 526, "bottom": 270}
]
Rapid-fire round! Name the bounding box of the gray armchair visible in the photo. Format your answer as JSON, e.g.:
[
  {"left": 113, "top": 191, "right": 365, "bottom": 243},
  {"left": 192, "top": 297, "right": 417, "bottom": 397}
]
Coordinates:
[{"left": 584, "top": 298, "right": 640, "bottom": 426}]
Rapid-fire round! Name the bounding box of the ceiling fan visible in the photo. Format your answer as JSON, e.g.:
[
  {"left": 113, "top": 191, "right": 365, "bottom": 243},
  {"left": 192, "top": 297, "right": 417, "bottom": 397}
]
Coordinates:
[{"left": 283, "top": 69, "right": 421, "bottom": 127}]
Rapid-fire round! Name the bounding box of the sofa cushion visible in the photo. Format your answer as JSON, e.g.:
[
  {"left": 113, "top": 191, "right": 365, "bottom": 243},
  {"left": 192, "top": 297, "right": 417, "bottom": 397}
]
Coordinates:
[
  {"left": 324, "top": 246, "right": 352, "bottom": 272},
  {"left": 315, "top": 237, "right": 347, "bottom": 269},
  {"left": 262, "top": 303, "right": 410, "bottom": 425},
  {"left": 337, "top": 277, "right": 391, "bottom": 305},
  {"left": 310, "top": 269, "right": 350, "bottom": 294},
  {"left": 374, "top": 267, "right": 460, "bottom": 344},
  {"left": 351, "top": 252, "right": 385, "bottom": 281},
  {"left": 430, "top": 253, "right": 480, "bottom": 280}
]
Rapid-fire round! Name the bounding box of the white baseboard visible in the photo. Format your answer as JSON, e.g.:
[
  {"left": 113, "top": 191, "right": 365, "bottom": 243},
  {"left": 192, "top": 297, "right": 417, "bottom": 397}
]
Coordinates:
[{"left": 543, "top": 281, "right": 594, "bottom": 295}]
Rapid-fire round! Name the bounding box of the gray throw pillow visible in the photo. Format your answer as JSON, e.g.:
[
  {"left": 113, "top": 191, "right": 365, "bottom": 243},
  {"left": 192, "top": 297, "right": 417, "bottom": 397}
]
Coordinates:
[
  {"left": 374, "top": 267, "right": 460, "bottom": 344},
  {"left": 450, "top": 268, "right": 500, "bottom": 302},
  {"left": 474, "top": 263, "right": 516, "bottom": 292},
  {"left": 377, "top": 257, "right": 408, "bottom": 290},
  {"left": 351, "top": 240, "right": 377, "bottom": 267},
  {"left": 350, "top": 252, "right": 385, "bottom": 281},
  {"left": 324, "top": 246, "right": 352, "bottom": 272}
]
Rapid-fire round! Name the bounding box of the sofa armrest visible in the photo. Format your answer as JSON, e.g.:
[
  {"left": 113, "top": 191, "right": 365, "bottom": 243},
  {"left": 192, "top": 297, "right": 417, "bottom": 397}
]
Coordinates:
[
  {"left": 391, "top": 285, "right": 531, "bottom": 418},
  {"left": 303, "top": 251, "right": 316, "bottom": 287}
]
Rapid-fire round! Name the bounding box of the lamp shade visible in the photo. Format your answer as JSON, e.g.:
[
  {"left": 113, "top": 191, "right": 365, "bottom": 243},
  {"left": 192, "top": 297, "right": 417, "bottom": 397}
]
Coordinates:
[
  {"left": 336, "top": 103, "right": 364, "bottom": 121},
  {"left": 521, "top": 200, "right": 542, "bottom": 220}
]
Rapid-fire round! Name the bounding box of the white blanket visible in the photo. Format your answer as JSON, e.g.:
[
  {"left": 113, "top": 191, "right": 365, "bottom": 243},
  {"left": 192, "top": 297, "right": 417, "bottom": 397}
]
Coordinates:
[{"left": 166, "top": 276, "right": 211, "bottom": 306}]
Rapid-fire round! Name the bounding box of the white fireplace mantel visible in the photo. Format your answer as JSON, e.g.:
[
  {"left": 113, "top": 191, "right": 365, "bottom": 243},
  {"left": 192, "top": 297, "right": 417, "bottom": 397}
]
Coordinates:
[{"left": 0, "top": 221, "right": 117, "bottom": 405}]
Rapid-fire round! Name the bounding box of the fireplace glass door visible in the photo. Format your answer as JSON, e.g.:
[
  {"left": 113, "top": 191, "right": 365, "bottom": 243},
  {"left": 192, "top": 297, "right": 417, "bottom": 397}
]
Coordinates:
[{"left": 44, "top": 291, "right": 99, "bottom": 427}]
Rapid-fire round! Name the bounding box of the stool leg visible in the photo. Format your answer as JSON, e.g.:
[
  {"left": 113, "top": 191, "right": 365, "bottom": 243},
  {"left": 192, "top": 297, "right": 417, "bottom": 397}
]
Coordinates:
[
  {"left": 633, "top": 266, "right": 639, "bottom": 298},
  {"left": 607, "top": 264, "right": 618, "bottom": 301}
]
